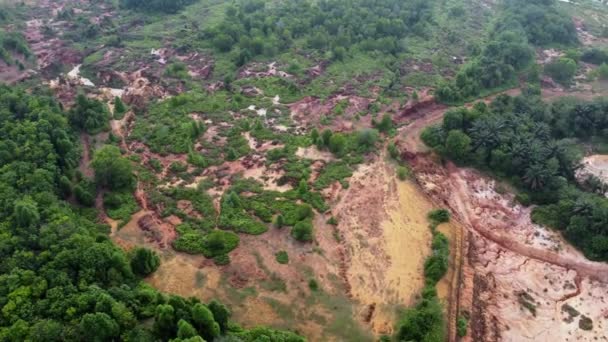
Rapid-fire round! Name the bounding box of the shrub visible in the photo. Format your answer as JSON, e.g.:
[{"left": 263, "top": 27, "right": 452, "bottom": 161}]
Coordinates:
[
  {"left": 308, "top": 279, "right": 318, "bottom": 291},
  {"left": 457, "top": 316, "right": 468, "bottom": 337},
  {"left": 275, "top": 251, "right": 289, "bottom": 264},
  {"left": 397, "top": 166, "right": 409, "bottom": 180},
  {"left": 579, "top": 315, "right": 593, "bottom": 331},
  {"left": 130, "top": 247, "right": 161, "bottom": 276},
  {"left": 544, "top": 57, "right": 577, "bottom": 85},
  {"left": 292, "top": 220, "right": 313, "bottom": 242},
  {"left": 213, "top": 254, "right": 230, "bottom": 266},
  {"left": 428, "top": 209, "right": 450, "bottom": 224}
]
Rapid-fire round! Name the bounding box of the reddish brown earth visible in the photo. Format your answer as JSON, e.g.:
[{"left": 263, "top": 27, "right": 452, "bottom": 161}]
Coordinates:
[{"left": 398, "top": 87, "right": 608, "bottom": 342}]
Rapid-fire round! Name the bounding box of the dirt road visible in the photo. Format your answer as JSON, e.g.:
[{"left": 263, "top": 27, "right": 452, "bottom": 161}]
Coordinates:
[{"left": 399, "top": 87, "right": 608, "bottom": 341}]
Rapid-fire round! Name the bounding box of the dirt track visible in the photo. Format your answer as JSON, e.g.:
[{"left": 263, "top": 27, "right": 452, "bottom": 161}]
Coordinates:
[{"left": 399, "top": 87, "right": 608, "bottom": 341}]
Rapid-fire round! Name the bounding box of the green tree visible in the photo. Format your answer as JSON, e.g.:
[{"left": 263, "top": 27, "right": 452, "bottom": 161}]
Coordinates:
[
  {"left": 14, "top": 197, "right": 40, "bottom": 227},
  {"left": 444, "top": 130, "right": 471, "bottom": 162},
  {"left": 191, "top": 304, "right": 220, "bottom": 341},
  {"left": 154, "top": 304, "right": 176, "bottom": 339},
  {"left": 177, "top": 319, "right": 198, "bottom": 339},
  {"left": 328, "top": 133, "right": 347, "bottom": 155},
  {"left": 79, "top": 313, "right": 120, "bottom": 342},
  {"left": 68, "top": 94, "right": 110, "bottom": 133},
  {"left": 275, "top": 214, "right": 285, "bottom": 228},
  {"left": 130, "top": 247, "right": 161, "bottom": 276},
  {"left": 376, "top": 114, "right": 393, "bottom": 133},
  {"left": 91, "top": 145, "right": 134, "bottom": 190},
  {"left": 208, "top": 300, "right": 230, "bottom": 333},
  {"left": 356, "top": 129, "right": 379, "bottom": 151},
  {"left": 292, "top": 221, "right": 313, "bottom": 242},
  {"left": 545, "top": 58, "right": 577, "bottom": 85},
  {"left": 114, "top": 96, "right": 127, "bottom": 116}
]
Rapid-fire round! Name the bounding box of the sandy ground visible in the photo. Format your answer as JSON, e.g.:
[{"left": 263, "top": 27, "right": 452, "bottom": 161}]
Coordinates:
[{"left": 330, "top": 156, "right": 437, "bottom": 335}]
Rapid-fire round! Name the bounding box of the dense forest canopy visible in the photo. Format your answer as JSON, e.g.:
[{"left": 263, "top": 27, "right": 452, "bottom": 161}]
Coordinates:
[
  {"left": 202, "top": 0, "right": 437, "bottom": 65},
  {"left": 423, "top": 91, "right": 608, "bottom": 261},
  {"left": 436, "top": 0, "right": 578, "bottom": 103},
  {"left": 0, "top": 86, "right": 303, "bottom": 341}
]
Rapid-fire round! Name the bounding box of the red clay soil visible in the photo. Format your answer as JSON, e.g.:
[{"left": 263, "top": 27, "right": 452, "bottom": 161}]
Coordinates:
[{"left": 398, "top": 87, "right": 608, "bottom": 342}]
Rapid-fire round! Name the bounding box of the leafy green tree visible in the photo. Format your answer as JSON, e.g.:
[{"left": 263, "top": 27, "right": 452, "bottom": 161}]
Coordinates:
[
  {"left": 154, "top": 304, "right": 176, "bottom": 339},
  {"left": 208, "top": 300, "right": 230, "bottom": 333},
  {"left": 68, "top": 94, "right": 110, "bottom": 133},
  {"left": 275, "top": 214, "right": 285, "bottom": 228},
  {"left": 444, "top": 130, "right": 471, "bottom": 162},
  {"left": 191, "top": 304, "right": 220, "bottom": 341},
  {"left": 114, "top": 96, "right": 127, "bottom": 116},
  {"left": 328, "top": 133, "right": 347, "bottom": 155},
  {"left": 92, "top": 145, "right": 134, "bottom": 190},
  {"left": 79, "top": 313, "right": 120, "bottom": 342},
  {"left": 292, "top": 221, "right": 313, "bottom": 242},
  {"left": 544, "top": 57, "right": 577, "bottom": 85},
  {"left": 14, "top": 197, "right": 40, "bottom": 227},
  {"left": 130, "top": 247, "right": 161, "bottom": 276},
  {"left": 177, "top": 319, "right": 198, "bottom": 339},
  {"left": 356, "top": 129, "right": 379, "bottom": 151}
]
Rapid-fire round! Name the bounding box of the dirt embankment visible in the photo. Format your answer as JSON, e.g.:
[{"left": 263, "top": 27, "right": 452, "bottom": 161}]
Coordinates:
[{"left": 398, "top": 88, "right": 608, "bottom": 342}]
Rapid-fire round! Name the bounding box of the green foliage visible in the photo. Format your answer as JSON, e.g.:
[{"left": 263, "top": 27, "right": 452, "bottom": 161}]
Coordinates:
[
  {"left": 92, "top": 145, "right": 135, "bottom": 190},
  {"left": 437, "top": 0, "right": 575, "bottom": 102},
  {"left": 165, "top": 61, "right": 191, "bottom": 79},
  {"left": 314, "top": 162, "right": 353, "bottom": 190},
  {"left": 596, "top": 63, "right": 608, "bottom": 80},
  {"left": 0, "top": 31, "right": 30, "bottom": 64},
  {"left": 173, "top": 225, "right": 239, "bottom": 258},
  {"left": 213, "top": 254, "right": 230, "bottom": 265},
  {"left": 308, "top": 279, "right": 319, "bottom": 291},
  {"left": 397, "top": 293, "right": 445, "bottom": 342},
  {"left": 457, "top": 315, "right": 468, "bottom": 337},
  {"left": 130, "top": 247, "right": 161, "bottom": 276},
  {"left": 424, "top": 233, "right": 449, "bottom": 284},
  {"left": 69, "top": 94, "right": 110, "bottom": 134},
  {"left": 177, "top": 319, "right": 198, "bottom": 338},
  {"left": 292, "top": 220, "right": 314, "bottom": 242},
  {"left": 104, "top": 190, "right": 139, "bottom": 223},
  {"left": 581, "top": 48, "right": 608, "bottom": 65},
  {"left": 397, "top": 166, "right": 409, "bottom": 180},
  {"left": 275, "top": 251, "right": 289, "bottom": 264},
  {"left": 376, "top": 114, "right": 394, "bottom": 133},
  {"left": 0, "top": 86, "right": 303, "bottom": 342},
  {"left": 544, "top": 57, "right": 577, "bottom": 85},
  {"left": 445, "top": 130, "right": 471, "bottom": 162},
  {"left": 205, "top": 0, "right": 436, "bottom": 65},
  {"left": 113, "top": 96, "right": 127, "bottom": 118},
  {"left": 388, "top": 142, "right": 400, "bottom": 160},
  {"left": 120, "top": 0, "right": 197, "bottom": 13},
  {"left": 356, "top": 129, "right": 380, "bottom": 151},
  {"left": 428, "top": 209, "right": 450, "bottom": 224}
]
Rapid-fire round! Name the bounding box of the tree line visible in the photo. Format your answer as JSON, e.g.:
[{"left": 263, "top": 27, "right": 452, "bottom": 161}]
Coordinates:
[
  {"left": 423, "top": 90, "right": 608, "bottom": 261},
  {"left": 436, "top": 0, "right": 577, "bottom": 103}
]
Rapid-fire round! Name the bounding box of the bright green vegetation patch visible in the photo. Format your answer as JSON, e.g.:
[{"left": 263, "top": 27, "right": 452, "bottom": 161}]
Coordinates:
[
  {"left": 150, "top": 186, "right": 217, "bottom": 230},
  {"left": 103, "top": 190, "right": 140, "bottom": 224},
  {"left": 173, "top": 225, "right": 239, "bottom": 259},
  {"left": 275, "top": 251, "right": 289, "bottom": 264},
  {"left": 219, "top": 179, "right": 317, "bottom": 236},
  {"left": 314, "top": 162, "right": 353, "bottom": 190}
]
